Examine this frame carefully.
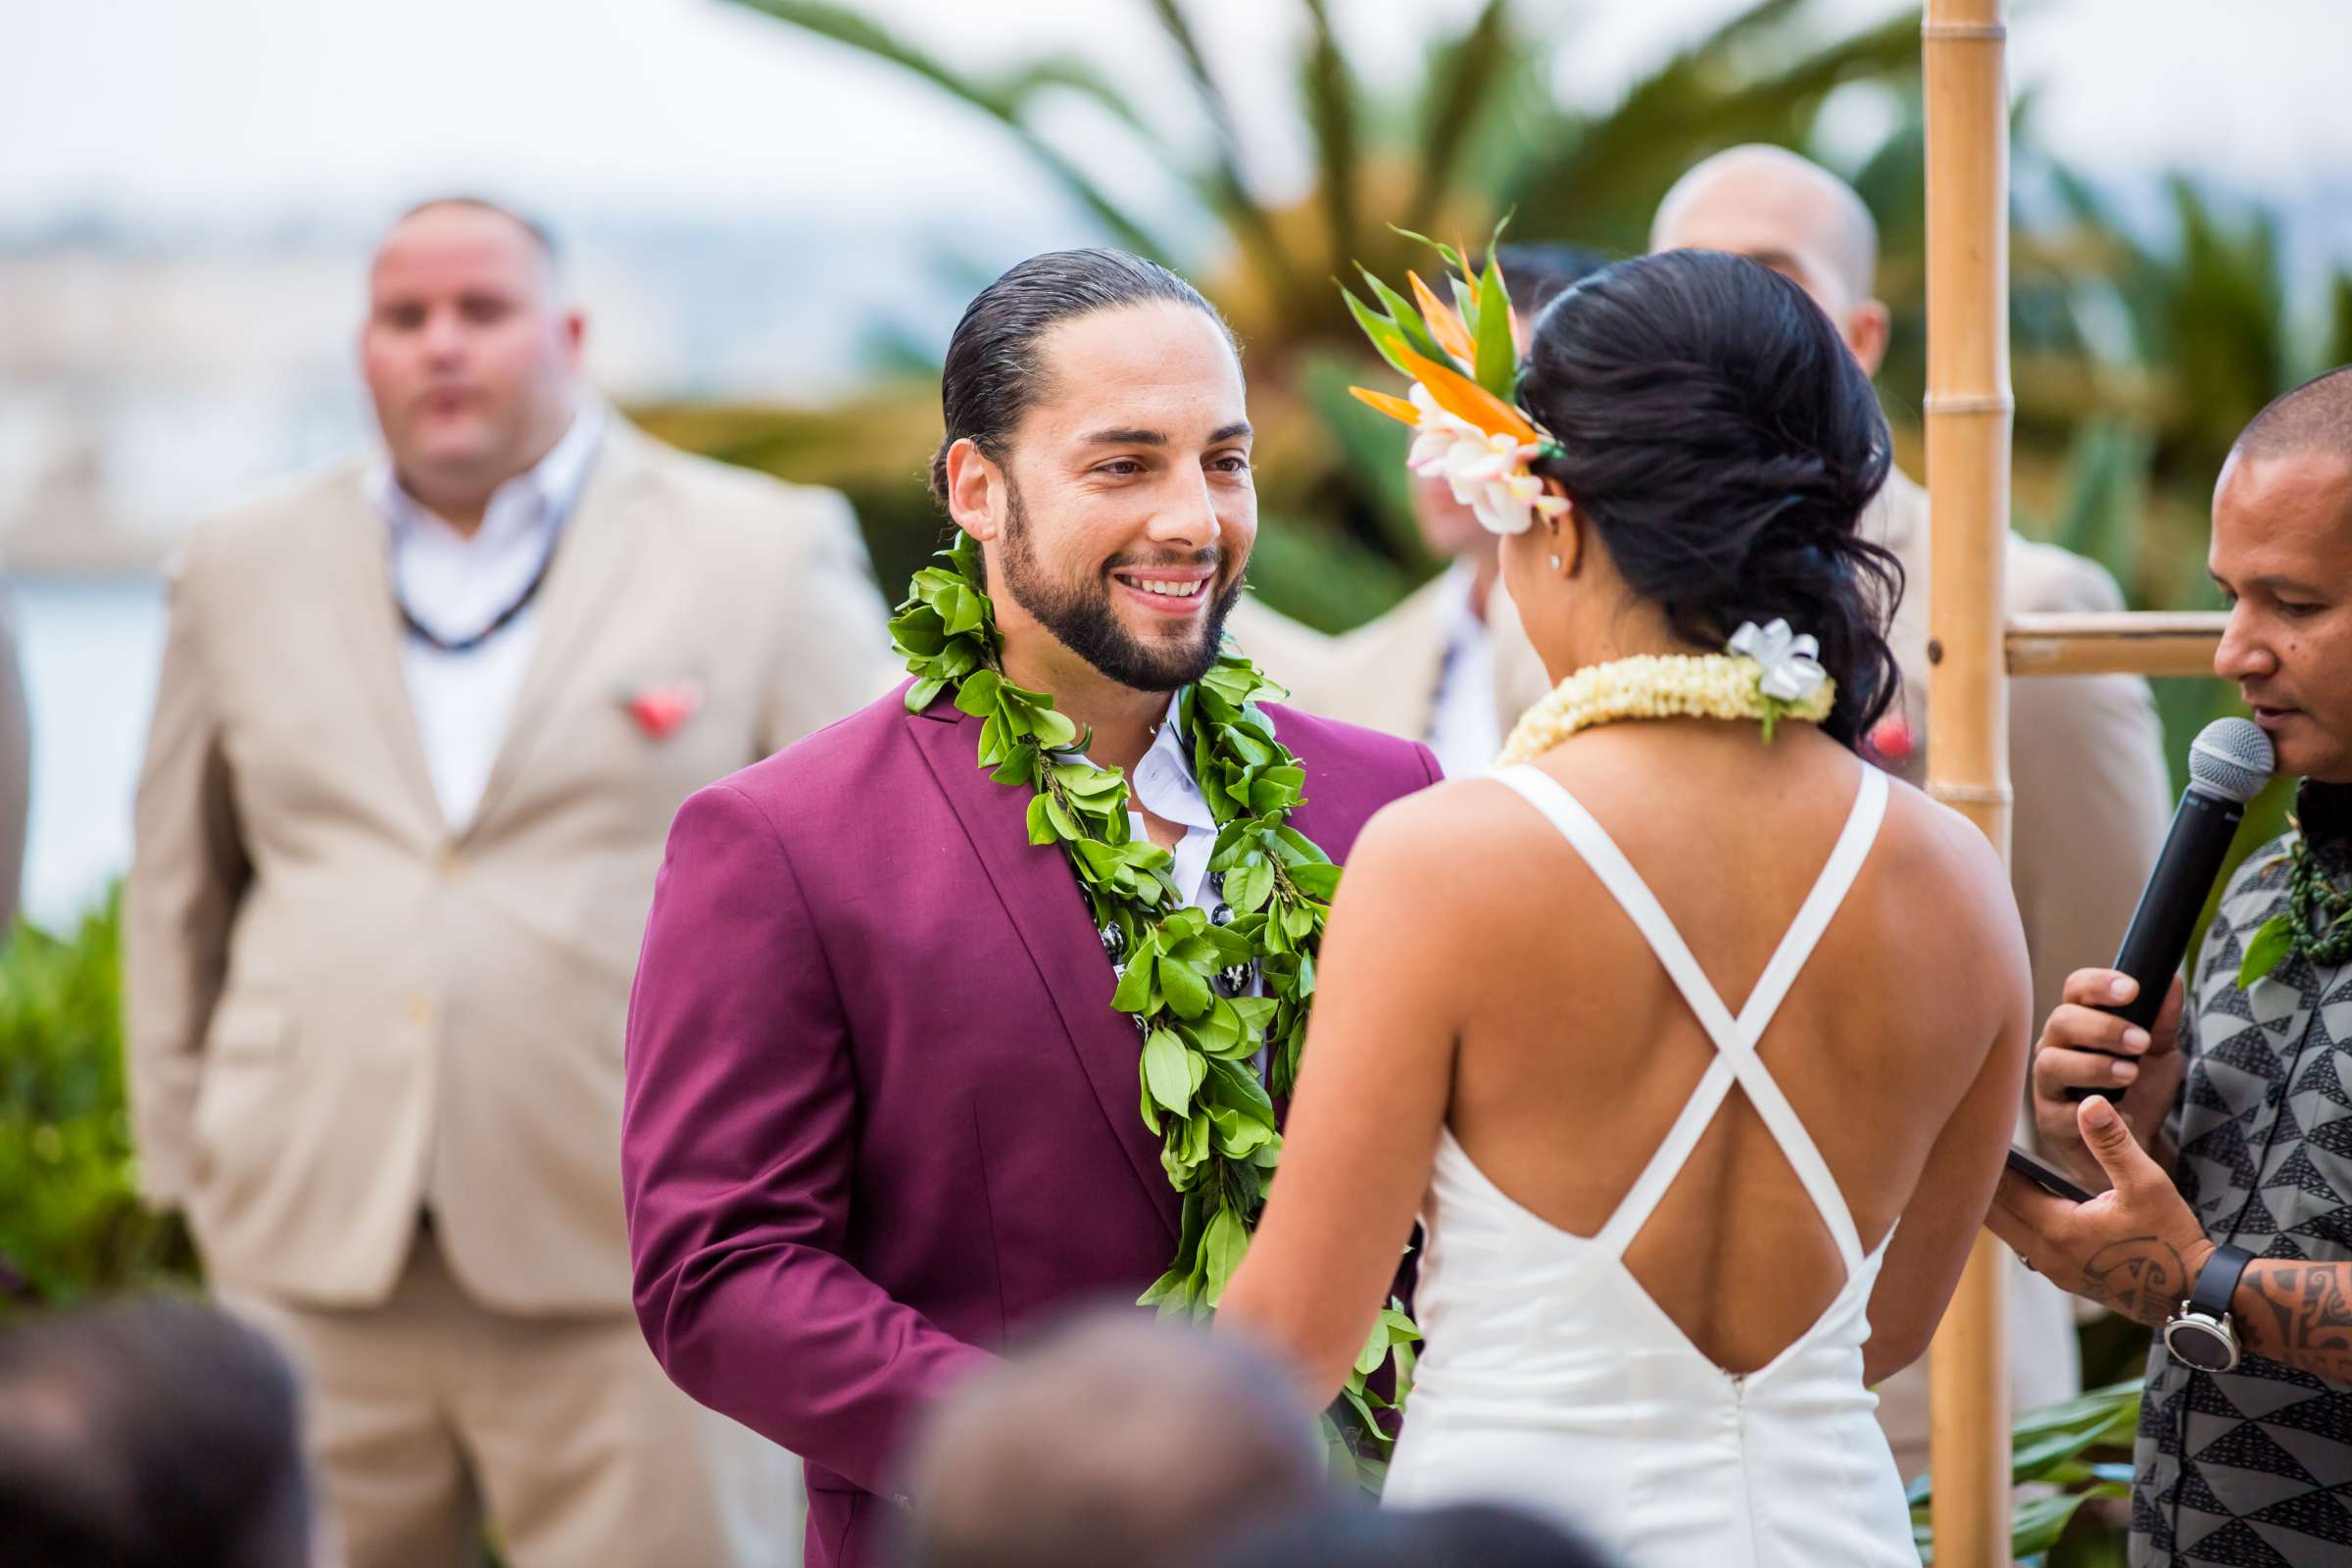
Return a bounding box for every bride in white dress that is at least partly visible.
[1219,248,2031,1566]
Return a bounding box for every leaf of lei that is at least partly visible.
[2238,913,2294,991]
[888,539,1417,1482]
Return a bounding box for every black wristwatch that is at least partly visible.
[2163,1244,2254,1372]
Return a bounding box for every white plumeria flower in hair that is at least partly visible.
[1402,384,1568,537]
[1728,619,1828,703]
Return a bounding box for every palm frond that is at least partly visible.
[724,0,1175,262]
[1503,2,1921,254]
[1298,0,1362,271]
[997,57,1153,137]
[1405,0,1513,238]
[2327,271,2352,369]
[1143,0,1301,306]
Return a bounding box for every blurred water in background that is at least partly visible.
[9,574,164,929]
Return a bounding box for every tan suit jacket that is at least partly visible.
[1244,566,1550,761]
[1863,466,2173,1032]
[126,419,897,1313]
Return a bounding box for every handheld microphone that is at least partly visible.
[2072,716,2275,1101]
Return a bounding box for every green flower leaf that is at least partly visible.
[1143,1028,1194,1115]
[1472,245,1517,396]
[1226,860,1275,913]
[1159,956,1212,1020]
[2239,913,2294,991]
[905,676,945,713]
[953,669,1001,716]
[1200,1204,1250,1305]
[945,584,986,635]
[1290,862,1342,900]
[1337,284,1419,379]
[1025,795,1057,847]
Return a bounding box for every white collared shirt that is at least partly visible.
[368,402,604,829]
[1423,559,1499,781]
[1123,695,1220,911]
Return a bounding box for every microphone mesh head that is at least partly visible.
[2187,717,2276,804]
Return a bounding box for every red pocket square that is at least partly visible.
[622,680,704,739]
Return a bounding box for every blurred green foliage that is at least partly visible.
[0,890,197,1314]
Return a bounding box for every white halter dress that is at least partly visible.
[1383,761,1917,1567]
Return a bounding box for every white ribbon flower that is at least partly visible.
[1728,619,1827,703]
[1403,383,1569,537]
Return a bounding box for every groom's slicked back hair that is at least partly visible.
[930,249,1236,508]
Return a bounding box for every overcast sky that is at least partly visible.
[7,0,2351,246]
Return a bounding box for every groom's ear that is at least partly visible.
[944,438,1004,545]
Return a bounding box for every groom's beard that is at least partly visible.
[995,479,1244,693]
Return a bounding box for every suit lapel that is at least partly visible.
[906,704,1182,1245]
[318,471,443,837]
[464,424,653,838]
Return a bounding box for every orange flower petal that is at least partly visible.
[1396,348,1540,445]
[1348,386,1422,427]
[1407,270,1477,364]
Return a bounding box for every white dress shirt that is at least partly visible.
[1422,559,1500,781]
[368,403,605,829]
[1122,695,1221,911]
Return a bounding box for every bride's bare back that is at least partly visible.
[1222,716,2028,1393]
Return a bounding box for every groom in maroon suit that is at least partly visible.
[621,249,1440,1566]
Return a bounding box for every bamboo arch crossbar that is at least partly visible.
[2004,612,2229,677]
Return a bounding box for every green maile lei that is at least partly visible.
[888,536,1418,1481]
[2238,822,2352,989]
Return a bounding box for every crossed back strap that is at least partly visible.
[1491,762,1890,1273]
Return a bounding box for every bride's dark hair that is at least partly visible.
[1518,248,1903,750]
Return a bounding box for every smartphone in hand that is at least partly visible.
[2005,1148,2094,1204]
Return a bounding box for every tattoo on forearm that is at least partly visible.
[2245,1264,2352,1382]
[2082,1236,2188,1327]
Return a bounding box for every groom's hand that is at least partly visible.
[1989,1095,2213,1328]
[2030,967,2184,1192]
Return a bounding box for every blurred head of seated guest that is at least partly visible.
[1207,1499,1618,1568]
[362,196,584,534]
[0,1296,311,1568]
[1649,143,1889,378]
[894,1309,1325,1568]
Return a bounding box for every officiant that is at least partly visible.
[1995,368,2352,1568]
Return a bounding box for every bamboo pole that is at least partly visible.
[2007,612,2227,677]
[1923,0,2012,1563]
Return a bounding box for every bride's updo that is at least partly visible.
[1518,247,1903,750]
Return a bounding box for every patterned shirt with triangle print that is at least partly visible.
[2135,781,2352,1567]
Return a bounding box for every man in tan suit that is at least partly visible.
[1652,145,2175,1475]
[0,588,25,931]
[126,199,896,1566]
[1269,246,1597,774]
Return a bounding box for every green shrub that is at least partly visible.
[0,887,197,1311]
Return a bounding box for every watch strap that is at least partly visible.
[2189,1243,2254,1320]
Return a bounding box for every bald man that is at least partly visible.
[126,198,896,1567]
[1654,146,2176,1476]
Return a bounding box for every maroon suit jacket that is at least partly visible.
[621,680,1438,1567]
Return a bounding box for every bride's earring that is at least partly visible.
[1548,554,1562,570]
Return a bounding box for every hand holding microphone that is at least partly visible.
[2027,717,2274,1189]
